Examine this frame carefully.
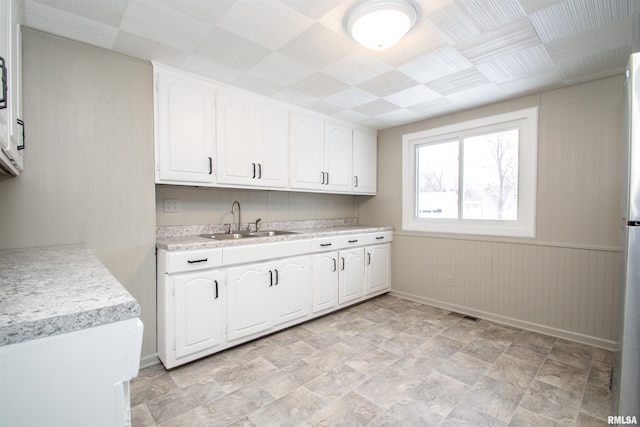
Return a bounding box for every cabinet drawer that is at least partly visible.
[165,248,223,273]
[311,231,392,252]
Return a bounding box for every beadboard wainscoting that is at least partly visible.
[391,234,621,350]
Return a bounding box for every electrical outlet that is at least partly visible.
[447,275,455,287]
[324,200,333,211]
[163,198,179,213]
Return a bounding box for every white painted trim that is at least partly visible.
[390,290,618,351]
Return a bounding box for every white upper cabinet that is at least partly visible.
[154,66,216,185]
[290,113,354,193]
[216,91,288,188]
[353,129,377,194]
[0,0,23,176]
[153,64,376,194]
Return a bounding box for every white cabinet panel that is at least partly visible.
[325,123,352,192]
[338,248,364,304]
[174,270,224,359]
[154,67,215,185]
[273,256,311,325]
[365,244,391,295]
[312,252,339,313]
[216,92,288,188]
[226,263,274,341]
[290,113,325,190]
[353,129,377,194]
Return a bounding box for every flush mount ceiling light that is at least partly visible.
[346,0,418,50]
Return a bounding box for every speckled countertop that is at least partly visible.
[0,244,141,346]
[156,219,393,251]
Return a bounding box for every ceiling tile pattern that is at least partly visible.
[21,0,637,130]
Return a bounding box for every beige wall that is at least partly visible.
[0,30,158,364]
[358,75,625,348]
[156,186,357,227]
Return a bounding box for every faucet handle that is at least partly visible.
[224,223,231,234]
[249,218,262,232]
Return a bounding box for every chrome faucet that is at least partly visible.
[231,201,241,232]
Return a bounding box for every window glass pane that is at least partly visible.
[416,140,459,219]
[462,129,519,220]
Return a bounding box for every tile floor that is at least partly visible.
[131,294,614,426]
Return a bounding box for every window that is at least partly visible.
[402,107,538,237]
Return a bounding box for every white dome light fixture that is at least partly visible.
[346,0,418,51]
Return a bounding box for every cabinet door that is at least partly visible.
[290,113,325,190]
[312,252,339,313]
[353,129,377,194]
[216,92,255,185]
[227,263,273,341]
[338,248,364,304]
[325,123,352,192]
[255,103,289,188]
[273,256,311,326]
[173,270,225,360]
[155,71,215,184]
[365,244,391,295]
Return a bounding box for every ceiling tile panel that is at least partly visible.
[352,99,401,116]
[455,19,541,64]
[398,46,472,83]
[529,0,631,43]
[325,87,378,109]
[180,55,243,84]
[305,100,344,116]
[445,82,505,109]
[194,27,272,70]
[281,0,344,20]
[374,108,422,126]
[159,0,234,24]
[323,52,393,86]
[496,68,563,95]
[32,0,128,27]
[270,88,319,107]
[230,74,283,97]
[545,17,632,63]
[427,68,490,96]
[216,0,314,50]
[383,85,442,108]
[557,45,631,83]
[278,23,356,69]
[426,0,526,44]
[358,71,420,98]
[120,0,213,52]
[408,98,457,116]
[112,31,188,66]
[291,73,349,98]
[476,45,554,82]
[248,52,316,87]
[24,0,118,49]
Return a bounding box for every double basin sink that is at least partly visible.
[199,230,299,240]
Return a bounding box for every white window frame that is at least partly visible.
[402,107,538,238]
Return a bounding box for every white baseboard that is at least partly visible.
[139,353,161,369]
[389,290,618,351]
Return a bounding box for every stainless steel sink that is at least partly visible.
[199,230,299,240]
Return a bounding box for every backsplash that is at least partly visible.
[156,218,359,238]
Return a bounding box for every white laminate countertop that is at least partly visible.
[0,244,141,346]
[156,225,394,252]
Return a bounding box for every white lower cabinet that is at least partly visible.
[227,255,311,342]
[157,232,392,369]
[365,244,391,295]
[173,270,225,359]
[338,248,365,304]
[158,267,225,368]
[312,252,339,313]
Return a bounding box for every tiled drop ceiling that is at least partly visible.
[20,0,638,130]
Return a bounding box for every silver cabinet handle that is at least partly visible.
[354,176,358,187]
[258,163,262,179]
[341,257,345,270]
[208,157,213,174]
[321,171,326,184]
[269,270,273,286]
[252,162,256,179]
[332,258,337,272]
[367,253,371,265]
[325,172,329,185]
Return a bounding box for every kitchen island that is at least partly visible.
[0,244,143,427]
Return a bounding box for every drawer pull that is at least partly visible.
[348,239,358,243]
[332,258,337,272]
[187,258,208,264]
[320,243,332,247]
[376,236,385,240]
